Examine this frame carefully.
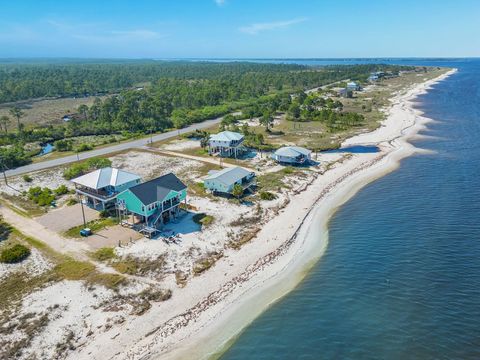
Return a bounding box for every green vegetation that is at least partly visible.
[257,167,297,191]
[0,244,31,263]
[112,255,166,277]
[26,184,69,206]
[63,157,111,180]
[27,187,55,206]
[192,213,214,227]
[260,191,277,200]
[64,218,116,238]
[232,184,244,198]
[66,197,78,206]
[0,61,417,169]
[192,251,223,275]
[53,259,96,280]
[22,174,32,182]
[91,247,116,261]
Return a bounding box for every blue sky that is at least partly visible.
[0,0,478,58]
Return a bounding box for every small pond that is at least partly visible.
[38,143,54,156]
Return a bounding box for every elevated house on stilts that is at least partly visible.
[208,131,245,158]
[116,173,187,238]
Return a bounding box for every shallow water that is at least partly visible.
[324,145,380,154]
[221,59,480,359]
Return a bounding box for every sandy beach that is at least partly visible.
[51,68,456,360]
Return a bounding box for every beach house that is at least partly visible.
[116,173,187,236]
[204,166,256,195]
[271,146,312,165]
[71,167,141,210]
[208,131,245,158]
[347,81,361,91]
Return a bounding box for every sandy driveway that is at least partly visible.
[0,204,91,260]
[36,204,99,232]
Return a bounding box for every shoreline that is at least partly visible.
[74,69,457,360]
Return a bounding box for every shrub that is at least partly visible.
[91,247,116,262]
[54,139,73,152]
[63,157,112,180]
[260,191,277,201]
[22,174,32,183]
[54,185,69,196]
[232,184,244,198]
[28,186,55,206]
[192,213,214,227]
[66,197,78,206]
[0,244,31,263]
[76,143,93,152]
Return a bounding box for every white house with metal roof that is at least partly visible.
[208,131,245,158]
[204,166,256,195]
[347,81,361,91]
[271,146,312,165]
[71,167,141,210]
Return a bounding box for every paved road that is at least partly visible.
[6,117,222,177]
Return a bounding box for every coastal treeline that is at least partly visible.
[0,61,411,104]
[0,61,414,168]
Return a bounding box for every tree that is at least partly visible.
[288,103,301,120]
[232,184,244,199]
[78,104,88,120]
[259,111,274,132]
[0,115,10,134]
[9,107,24,132]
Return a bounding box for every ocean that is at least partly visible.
[220,59,480,359]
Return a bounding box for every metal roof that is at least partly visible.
[205,166,254,186]
[274,146,311,158]
[71,167,141,189]
[129,173,186,205]
[209,131,244,142]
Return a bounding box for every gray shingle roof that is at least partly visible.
[129,173,186,205]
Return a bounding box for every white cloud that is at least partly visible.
[239,17,307,35]
[214,0,226,6]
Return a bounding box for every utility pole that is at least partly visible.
[75,184,87,228]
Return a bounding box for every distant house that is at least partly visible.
[272,146,312,165]
[208,131,245,158]
[116,173,187,236]
[368,71,385,82]
[62,115,72,122]
[338,88,353,98]
[204,166,256,195]
[347,81,361,91]
[71,167,141,210]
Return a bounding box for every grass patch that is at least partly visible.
[90,247,116,262]
[0,194,46,217]
[192,213,214,228]
[86,273,126,289]
[0,244,30,263]
[53,260,96,280]
[64,218,117,238]
[112,255,166,277]
[259,191,277,200]
[192,251,223,275]
[257,168,296,191]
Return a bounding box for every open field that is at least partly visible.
[0,96,107,129]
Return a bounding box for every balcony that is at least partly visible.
[75,186,117,202]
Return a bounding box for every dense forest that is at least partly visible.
[0,61,412,104]
[0,61,416,168]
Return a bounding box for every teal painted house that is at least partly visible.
[116,173,187,236]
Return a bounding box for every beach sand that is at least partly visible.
[71,69,457,360]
